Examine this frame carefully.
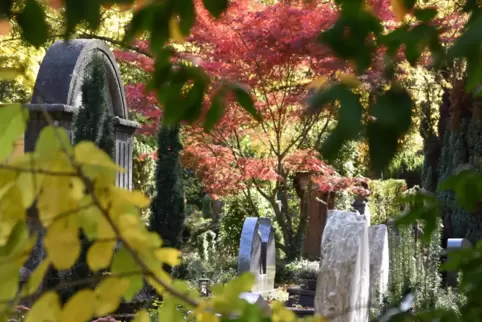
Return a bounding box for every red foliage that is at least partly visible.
[115,0,461,197]
[177,0,390,197]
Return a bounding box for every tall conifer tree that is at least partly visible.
[149,124,185,249]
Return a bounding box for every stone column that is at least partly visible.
[368,225,389,311]
[315,210,369,322]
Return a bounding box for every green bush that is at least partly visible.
[183,210,212,250]
[132,136,156,222]
[276,259,320,284]
[368,179,407,225]
[172,252,237,289]
[382,216,463,316]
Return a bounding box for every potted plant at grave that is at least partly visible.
[287,260,320,291]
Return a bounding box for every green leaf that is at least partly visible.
[123,5,155,45]
[320,12,382,73]
[229,83,261,122]
[111,247,143,302]
[0,0,14,18]
[447,13,482,60]
[395,192,439,242]
[0,104,28,161]
[319,84,363,161]
[175,0,196,35]
[202,0,229,19]
[367,87,413,171]
[403,0,416,12]
[438,170,482,212]
[414,7,438,22]
[16,0,49,48]
[35,126,72,156]
[64,0,102,36]
[204,93,225,132]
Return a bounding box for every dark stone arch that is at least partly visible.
[31,39,128,119]
[21,40,140,302]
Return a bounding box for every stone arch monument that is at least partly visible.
[26,39,139,189]
[21,39,140,293]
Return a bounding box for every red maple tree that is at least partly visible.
[177,0,384,258]
[115,0,463,258]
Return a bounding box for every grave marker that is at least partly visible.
[20,39,140,295]
[446,238,472,287]
[237,217,276,295]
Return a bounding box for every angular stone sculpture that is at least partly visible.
[368,225,389,310]
[237,217,276,295]
[315,210,369,322]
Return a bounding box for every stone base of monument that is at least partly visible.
[287,307,315,317]
[286,286,315,308]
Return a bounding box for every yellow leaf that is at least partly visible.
[0,104,28,162]
[74,141,121,184]
[169,16,186,43]
[132,309,150,322]
[37,166,84,224]
[0,67,24,81]
[338,73,361,88]
[94,277,129,316]
[111,247,143,301]
[146,268,172,295]
[44,218,80,270]
[78,199,100,240]
[0,182,25,246]
[86,240,116,272]
[308,76,328,90]
[25,291,61,322]
[0,222,30,260]
[21,259,50,296]
[391,0,408,21]
[0,264,19,311]
[112,188,151,209]
[13,153,45,209]
[74,141,119,169]
[271,302,296,322]
[35,126,72,156]
[97,215,116,240]
[59,289,95,322]
[196,311,219,322]
[155,248,181,267]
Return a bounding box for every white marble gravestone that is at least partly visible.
[368,224,389,310]
[315,210,369,322]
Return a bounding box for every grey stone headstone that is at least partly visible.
[446,238,472,287]
[237,217,276,295]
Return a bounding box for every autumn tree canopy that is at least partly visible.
[113,0,464,258]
